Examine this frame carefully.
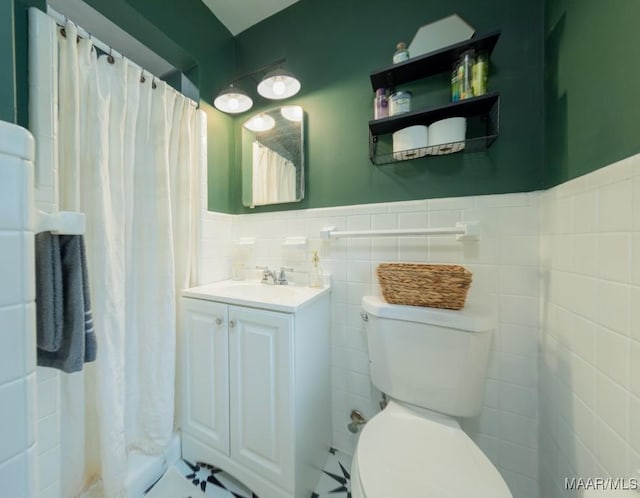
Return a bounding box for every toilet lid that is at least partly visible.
[356,402,512,498]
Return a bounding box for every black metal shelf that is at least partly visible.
[368,94,500,165]
[369,92,499,136]
[370,135,499,166]
[370,30,501,90]
[367,29,502,165]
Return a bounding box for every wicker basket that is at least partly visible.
[376,263,472,310]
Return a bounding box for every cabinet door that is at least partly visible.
[182,298,229,455]
[228,306,294,490]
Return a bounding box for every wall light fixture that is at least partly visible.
[213,85,253,114]
[214,58,301,115]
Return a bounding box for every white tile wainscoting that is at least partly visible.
[539,154,640,498]
[0,122,38,498]
[198,192,541,498]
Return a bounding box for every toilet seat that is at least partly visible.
[353,401,512,498]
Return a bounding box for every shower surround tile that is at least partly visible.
[0,121,37,497]
[0,306,26,384]
[0,155,27,230]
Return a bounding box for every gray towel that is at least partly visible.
[36,233,97,373]
[35,233,63,352]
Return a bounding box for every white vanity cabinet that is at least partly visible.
[180,281,331,498]
[181,299,230,455]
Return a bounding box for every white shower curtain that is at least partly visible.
[55,21,201,498]
[251,141,297,205]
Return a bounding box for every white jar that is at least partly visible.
[389,91,412,116]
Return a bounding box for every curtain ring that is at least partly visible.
[140,71,146,84]
[60,16,69,37]
[107,47,115,64]
[152,77,157,90]
[66,18,80,43]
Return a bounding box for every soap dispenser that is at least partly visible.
[309,250,324,288]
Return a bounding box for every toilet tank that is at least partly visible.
[362,296,495,418]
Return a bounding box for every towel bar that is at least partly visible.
[35,210,85,235]
[320,221,479,241]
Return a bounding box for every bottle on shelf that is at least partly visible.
[389,90,412,116]
[392,42,410,64]
[451,62,460,102]
[373,88,389,120]
[458,49,475,100]
[472,51,489,96]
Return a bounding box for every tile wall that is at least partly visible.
[198,192,541,498]
[0,123,37,498]
[539,155,640,497]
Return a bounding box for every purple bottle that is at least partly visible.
[374,88,388,120]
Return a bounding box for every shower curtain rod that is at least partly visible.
[46,6,198,108]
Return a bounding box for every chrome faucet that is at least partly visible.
[256,266,294,285]
[257,266,278,284]
[277,267,294,285]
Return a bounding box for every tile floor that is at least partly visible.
[174,459,257,497]
[149,448,352,498]
[311,448,352,498]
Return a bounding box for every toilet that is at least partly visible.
[351,296,513,498]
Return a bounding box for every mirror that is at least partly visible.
[242,106,305,208]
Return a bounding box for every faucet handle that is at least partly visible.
[278,267,294,285]
[256,265,271,283]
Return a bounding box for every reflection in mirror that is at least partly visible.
[242,106,304,208]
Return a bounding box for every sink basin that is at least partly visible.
[182,280,330,313]
[220,282,301,300]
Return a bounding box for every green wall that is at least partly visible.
[1,0,17,123]
[544,0,640,187]
[232,0,544,213]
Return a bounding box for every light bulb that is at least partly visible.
[243,113,275,132]
[257,69,301,100]
[281,105,303,122]
[273,80,286,96]
[214,86,253,114]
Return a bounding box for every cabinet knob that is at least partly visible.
[215,317,223,326]
[229,320,236,328]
